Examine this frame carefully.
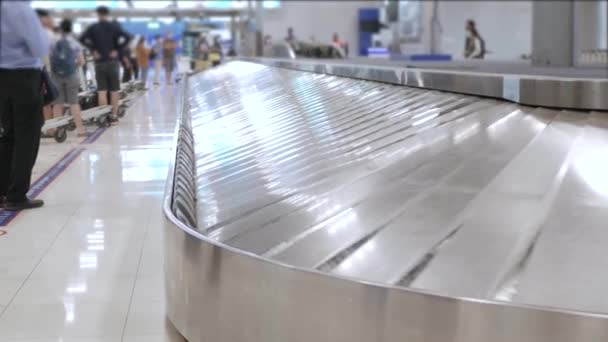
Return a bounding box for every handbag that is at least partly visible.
[41,67,59,106]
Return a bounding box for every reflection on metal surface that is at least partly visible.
[242,58,608,111]
[164,61,608,342]
[574,147,608,196]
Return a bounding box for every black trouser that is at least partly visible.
[121,60,132,83]
[121,57,138,83]
[0,69,43,202]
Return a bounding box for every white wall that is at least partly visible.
[259,0,533,61]
[261,0,381,54]
[434,1,532,61]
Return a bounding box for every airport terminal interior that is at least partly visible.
[0,0,607,341]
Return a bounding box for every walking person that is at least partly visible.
[284,27,301,52]
[0,1,50,210]
[151,35,162,85]
[463,19,486,59]
[162,31,177,85]
[79,6,131,124]
[50,19,88,137]
[135,37,150,89]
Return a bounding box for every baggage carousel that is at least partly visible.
[164,60,608,342]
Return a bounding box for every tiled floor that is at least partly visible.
[0,84,185,342]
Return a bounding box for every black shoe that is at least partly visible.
[0,196,5,209]
[4,198,44,211]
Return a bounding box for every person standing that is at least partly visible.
[262,34,273,57]
[0,1,50,210]
[162,31,177,85]
[332,33,349,57]
[211,35,223,67]
[120,45,134,83]
[79,6,131,124]
[151,35,163,85]
[35,9,56,130]
[135,37,150,88]
[464,19,486,59]
[285,27,296,46]
[114,20,137,83]
[198,37,210,61]
[50,19,88,137]
[130,38,139,81]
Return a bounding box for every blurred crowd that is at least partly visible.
[0,3,181,211]
[263,27,350,58]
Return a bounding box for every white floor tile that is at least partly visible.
[51,216,148,250]
[28,248,141,279]
[131,276,164,304]
[0,256,41,280]
[0,206,78,260]
[123,298,166,337]
[1,205,75,239]
[0,301,128,339]
[0,84,180,339]
[0,234,57,259]
[11,276,135,306]
[2,336,118,342]
[0,278,23,306]
[122,332,185,342]
[72,202,155,222]
[137,250,163,278]
[137,230,164,278]
[123,275,166,336]
[5,203,75,223]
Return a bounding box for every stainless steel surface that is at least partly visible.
[241,57,608,111]
[267,42,345,59]
[164,61,608,342]
[347,58,608,78]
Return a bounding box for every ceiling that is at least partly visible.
[31,1,280,10]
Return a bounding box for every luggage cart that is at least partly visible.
[41,116,72,143]
[78,90,98,110]
[117,91,139,118]
[81,105,113,128]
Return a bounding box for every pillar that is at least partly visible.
[531,0,574,67]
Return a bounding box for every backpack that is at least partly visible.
[51,38,77,77]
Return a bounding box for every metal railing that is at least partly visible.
[163,62,608,342]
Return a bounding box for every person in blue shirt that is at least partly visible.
[0,1,50,210]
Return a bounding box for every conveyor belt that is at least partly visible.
[186,61,608,315]
[244,57,608,111]
[343,58,608,79]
